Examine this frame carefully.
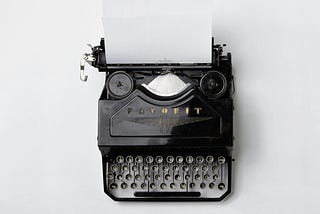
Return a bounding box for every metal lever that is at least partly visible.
[80,44,96,82]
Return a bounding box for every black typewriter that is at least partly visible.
[80,38,234,201]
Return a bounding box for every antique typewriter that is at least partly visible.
[80,38,234,201]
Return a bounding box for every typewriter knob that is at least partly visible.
[106,71,134,99]
[200,71,227,98]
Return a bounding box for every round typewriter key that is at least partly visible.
[185,174,191,180]
[125,174,132,180]
[218,156,226,164]
[200,71,227,99]
[212,166,218,172]
[218,183,225,190]
[135,174,142,180]
[200,183,206,189]
[155,156,163,164]
[189,183,195,189]
[206,155,214,163]
[152,165,159,171]
[110,183,117,189]
[117,174,123,180]
[150,183,156,189]
[186,156,194,164]
[126,156,134,163]
[176,156,183,163]
[135,156,143,164]
[107,71,134,99]
[116,155,124,163]
[201,165,208,172]
[111,164,118,172]
[192,165,199,171]
[180,183,187,189]
[155,174,161,180]
[131,183,137,189]
[165,174,171,180]
[182,165,189,172]
[175,174,181,180]
[166,156,174,163]
[107,172,114,179]
[142,165,148,171]
[146,156,154,164]
[122,165,128,171]
[172,165,179,171]
[160,183,166,189]
[145,174,151,180]
[162,165,169,171]
[196,156,204,164]
[121,182,127,189]
[213,174,219,180]
[141,183,147,189]
[131,165,138,172]
[195,174,201,180]
[204,174,210,180]
[170,183,176,189]
[209,182,215,189]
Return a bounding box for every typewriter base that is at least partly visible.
[101,147,232,201]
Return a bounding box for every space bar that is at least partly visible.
[134,192,201,197]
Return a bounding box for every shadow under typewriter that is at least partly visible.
[104,153,231,201]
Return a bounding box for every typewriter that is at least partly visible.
[80,38,234,201]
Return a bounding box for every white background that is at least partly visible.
[1,0,320,213]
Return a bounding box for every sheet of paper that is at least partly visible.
[102,0,213,64]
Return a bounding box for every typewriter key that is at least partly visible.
[110,183,117,190]
[182,165,189,172]
[126,156,134,163]
[200,183,206,189]
[172,165,179,171]
[141,183,147,189]
[212,166,218,172]
[206,155,214,163]
[166,156,174,163]
[146,156,154,164]
[195,174,201,180]
[155,156,163,163]
[150,183,156,189]
[209,182,215,189]
[204,174,210,180]
[175,174,181,180]
[218,183,225,190]
[160,183,166,189]
[135,156,143,164]
[185,174,191,180]
[107,172,114,179]
[121,182,127,189]
[162,165,169,171]
[165,174,171,180]
[131,183,137,189]
[213,174,218,180]
[186,156,194,164]
[135,174,142,180]
[122,165,128,171]
[201,165,208,172]
[176,156,183,163]
[132,165,138,172]
[116,156,124,163]
[111,164,118,172]
[125,174,132,180]
[155,174,161,180]
[117,174,123,180]
[192,165,199,171]
[142,165,148,171]
[170,183,176,189]
[180,183,187,189]
[189,183,195,188]
[152,165,159,171]
[218,156,226,164]
[196,156,204,164]
[145,174,151,180]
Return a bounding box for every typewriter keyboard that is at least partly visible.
[105,154,230,200]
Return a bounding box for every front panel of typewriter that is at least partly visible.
[81,39,234,201]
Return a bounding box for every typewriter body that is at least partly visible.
[81,38,234,201]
